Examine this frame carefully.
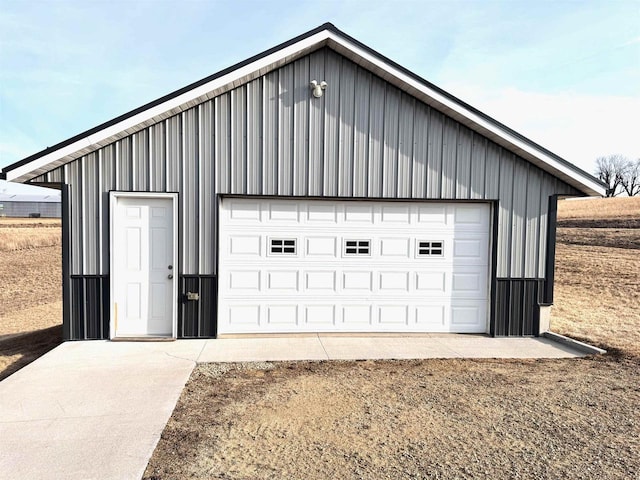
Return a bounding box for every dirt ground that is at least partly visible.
[0,219,62,381]
[144,197,640,480]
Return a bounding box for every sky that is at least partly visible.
[0,0,638,195]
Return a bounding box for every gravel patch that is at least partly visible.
[144,356,640,480]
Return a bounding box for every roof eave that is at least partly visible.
[1,23,606,197]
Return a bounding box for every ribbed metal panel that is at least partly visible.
[278,63,294,195]
[308,55,325,196]
[82,153,98,275]
[294,57,309,196]
[262,72,278,195]
[456,126,472,199]
[470,134,486,199]
[338,59,355,197]
[132,129,149,191]
[411,103,429,198]
[427,108,443,197]
[324,51,340,196]
[150,122,166,191]
[67,162,83,275]
[99,146,116,274]
[246,79,262,195]
[179,275,216,338]
[231,86,246,194]
[199,101,215,275]
[35,46,581,285]
[182,109,199,274]
[441,117,457,199]
[367,75,385,197]
[510,158,528,278]
[397,94,414,198]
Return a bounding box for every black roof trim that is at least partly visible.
[1,22,604,189]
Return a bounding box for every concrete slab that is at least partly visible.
[0,340,206,480]
[198,336,329,362]
[0,334,592,480]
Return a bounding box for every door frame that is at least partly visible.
[109,191,179,339]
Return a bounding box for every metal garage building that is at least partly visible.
[0,24,605,341]
[0,193,61,218]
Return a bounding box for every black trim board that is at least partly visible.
[2,23,604,193]
[542,194,559,305]
[61,184,72,340]
[489,200,500,336]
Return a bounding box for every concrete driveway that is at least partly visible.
[0,334,595,480]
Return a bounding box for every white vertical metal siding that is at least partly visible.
[31,47,580,278]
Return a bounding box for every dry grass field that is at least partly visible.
[552,197,640,356]
[145,196,640,480]
[0,218,62,380]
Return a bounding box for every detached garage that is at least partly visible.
[0,23,605,340]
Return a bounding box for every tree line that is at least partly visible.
[594,154,640,197]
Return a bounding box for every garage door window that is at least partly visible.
[344,239,370,256]
[270,238,297,255]
[417,240,444,256]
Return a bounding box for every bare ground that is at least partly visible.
[144,197,640,480]
[0,219,62,381]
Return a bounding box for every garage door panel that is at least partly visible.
[229,235,262,256]
[228,305,261,327]
[417,205,448,224]
[381,205,411,223]
[219,199,490,334]
[267,271,299,291]
[454,205,489,227]
[451,303,486,331]
[268,201,300,221]
[305,236,338,256]
[306,203,338,222]
[229,200,262,220]
[344,204,374,222]
[228,270,261,291]
[452,237,488,261]
[343,271,374,291]
[379,237,411,257]
[267,305,298,325]
[342,305,373,325]
[305,271,337,291]
[415,305,447,327]
[378,305,409,325]
[305,305,336,325]
[416,271,447,293]
[379,271,410,292]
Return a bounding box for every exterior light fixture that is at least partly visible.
[310,80,327,98]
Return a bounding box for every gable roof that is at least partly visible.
[1,23,605,196]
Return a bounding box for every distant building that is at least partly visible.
[0,193,61,218]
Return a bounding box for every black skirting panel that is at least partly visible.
[68,275,110,340]
[179,275,217,338]
[492,278,544,336]
[65,274,217,340]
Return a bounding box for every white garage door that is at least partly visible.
[218,198,490,334]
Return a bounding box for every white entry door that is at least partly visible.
[111,194,177,338]
[218,198,491,335]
